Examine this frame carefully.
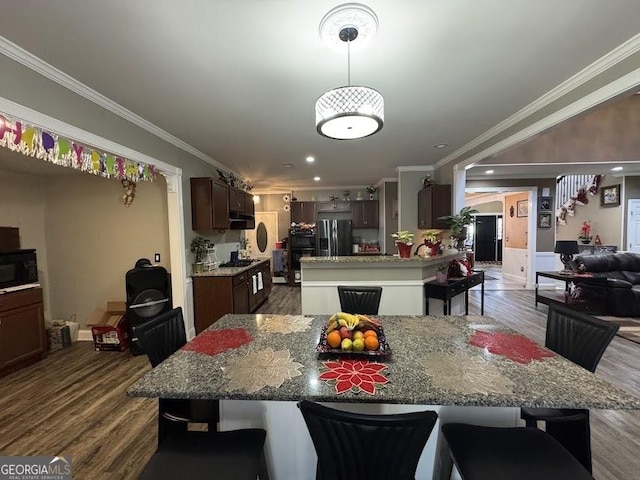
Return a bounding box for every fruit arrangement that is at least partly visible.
[324,312,383,352]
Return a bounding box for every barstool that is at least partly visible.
[337,286,382,314]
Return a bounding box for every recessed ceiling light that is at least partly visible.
[434,143,448,149]
[282,162,293,168]
[485,170,494,174]
[306,156,315,163]
[611,166,623,171]
[314,176,321,182]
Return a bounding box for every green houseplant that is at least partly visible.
[190,235,207,273]
[438,207,479,250]
[391,230,415,258]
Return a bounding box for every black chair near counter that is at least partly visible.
[519,303,618,473]
[298,400,438,480]
[337,286,382,314]
[134,307,269,480]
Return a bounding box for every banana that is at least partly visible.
[338,318,348,328]
[326,319,338,333]
[329,313,338,323]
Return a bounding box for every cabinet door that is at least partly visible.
[290,202,317,224]
[417,188,432,229]
[191,178,230,231]
[418,185,451,229]
[233,280,250,314]
[229,188,246,213]
[245,192,255,217]
[351,201,378,228]
[0,303,45,368]
[262,263,272,297]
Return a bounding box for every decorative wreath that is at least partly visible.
[283,203,291,212]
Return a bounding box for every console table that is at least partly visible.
[424,271,484,315]
[535,271,607,314]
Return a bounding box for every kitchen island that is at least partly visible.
[128,313,640,479]
[300,252,462,315]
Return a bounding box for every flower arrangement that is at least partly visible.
[391,231,414,245]
[366,185,378,194]
[578,221,592,243]
[239,237,249,249]
[421,229,442,246]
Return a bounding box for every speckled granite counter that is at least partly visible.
[300,250,460,265]
[128,314,640,410]
[191,258,269,277]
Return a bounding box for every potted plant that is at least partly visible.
[190,235,207,274]
[421,229,443,256]
[391,230,414,258]
[578,221,592,244]
[439,207,479,250]
[239,237,250,259]
[436,263,448,283]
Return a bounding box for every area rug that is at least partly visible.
[596,316,640,345]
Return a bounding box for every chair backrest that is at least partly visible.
[298,400,437,480]
[545,303,619,372]
[132,307,186,367]
[337,286,382,314]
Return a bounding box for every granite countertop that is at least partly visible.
[300,250,461,264]
[192,258,270,277]
[127,314,640,410]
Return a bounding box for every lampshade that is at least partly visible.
[554,240,579,255]
[315,86,384,140]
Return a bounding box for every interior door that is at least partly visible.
[474,215,497,262]
[245,212,278,260]
[626,199,640,253]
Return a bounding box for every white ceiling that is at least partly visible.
[1,1,640,189]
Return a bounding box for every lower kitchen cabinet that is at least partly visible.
[0,287,47,378]
[193,261,272,333]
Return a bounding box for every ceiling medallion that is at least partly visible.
[316,5,383,141]
[318,3,379,53]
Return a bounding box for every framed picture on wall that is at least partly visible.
[538,212,552,229]
[539,196,552,212]
[601,184,620,207]
[517,200,528,217]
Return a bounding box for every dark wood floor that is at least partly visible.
[0,285,638,479]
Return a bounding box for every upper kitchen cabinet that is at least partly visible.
[317,201,351,213]
[417,184,451,229]
[351,200,378,228]
[191,177,230,231]
[229,188,255,230]
[290,201,317,224]
[229,187,247,213]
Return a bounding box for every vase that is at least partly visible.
[397,242,412,258]
[436,271,448,284]
[579,238,591,245]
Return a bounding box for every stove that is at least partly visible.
[219,259,257,268]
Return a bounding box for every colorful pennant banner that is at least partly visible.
[0,112,157,182]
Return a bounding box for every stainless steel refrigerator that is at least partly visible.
[317,219,353,256]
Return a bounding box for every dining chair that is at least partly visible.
[135,307,270,480]
[337,285,382,314]
[441,423,594,480]
[298,400,438,480]
[519,303,619,472]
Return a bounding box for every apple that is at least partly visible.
[339,326,352,340]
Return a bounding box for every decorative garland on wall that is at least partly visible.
[0,112,157,182]
[556,175,601,225]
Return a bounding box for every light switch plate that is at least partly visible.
[154,253,161,263]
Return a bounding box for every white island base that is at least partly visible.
[300,252,465,316]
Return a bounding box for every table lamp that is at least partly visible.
[554,240,579,272]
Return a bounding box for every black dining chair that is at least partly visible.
[441,423,594,480]
[134,307,270,480]
[298,400,438,480]
[519,303,619,472]
[337,286,382,314]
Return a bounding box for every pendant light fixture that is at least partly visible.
[316,4,384,140]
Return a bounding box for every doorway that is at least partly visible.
[474,215,503,262]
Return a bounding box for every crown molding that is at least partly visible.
[396,165,434,173]
[378,177,398,183]
[435,32,640,170]
[0,35,239,177]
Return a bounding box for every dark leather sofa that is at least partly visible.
[574,252,640,317]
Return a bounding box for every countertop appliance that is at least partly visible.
[317,219,353,257]
[0,249,38,290]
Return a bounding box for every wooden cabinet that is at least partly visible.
[230,191,255,230]
[351,200,379,228]
[192,261,272,333]
[290,201,317,224]
[317,201,351,213]
[418,184,451,229]
[191,177,230,231]
[229,187,247,213]
[0,287,47,378]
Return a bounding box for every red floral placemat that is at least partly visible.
[469,330,555,364]
[182,328,252,357]
[318,359,389,395]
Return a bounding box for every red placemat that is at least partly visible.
[182,328,252,357]
[469,330,555,364]
[318,359,389,395]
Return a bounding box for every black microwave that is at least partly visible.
[0,249,38,289]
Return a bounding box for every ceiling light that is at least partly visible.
[314,176,321,182]
[316,7,383,140]
[611,166,623,171]
[434,143,448,149]
[306,156,315,163]
[485,170,494,174]
[282,162,293,168]
[253,195,261,204]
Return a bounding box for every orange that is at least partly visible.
[363,329,378,339]
[327,330,342,348]
[364,336,379,351]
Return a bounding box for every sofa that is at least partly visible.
[573,252,640,317]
